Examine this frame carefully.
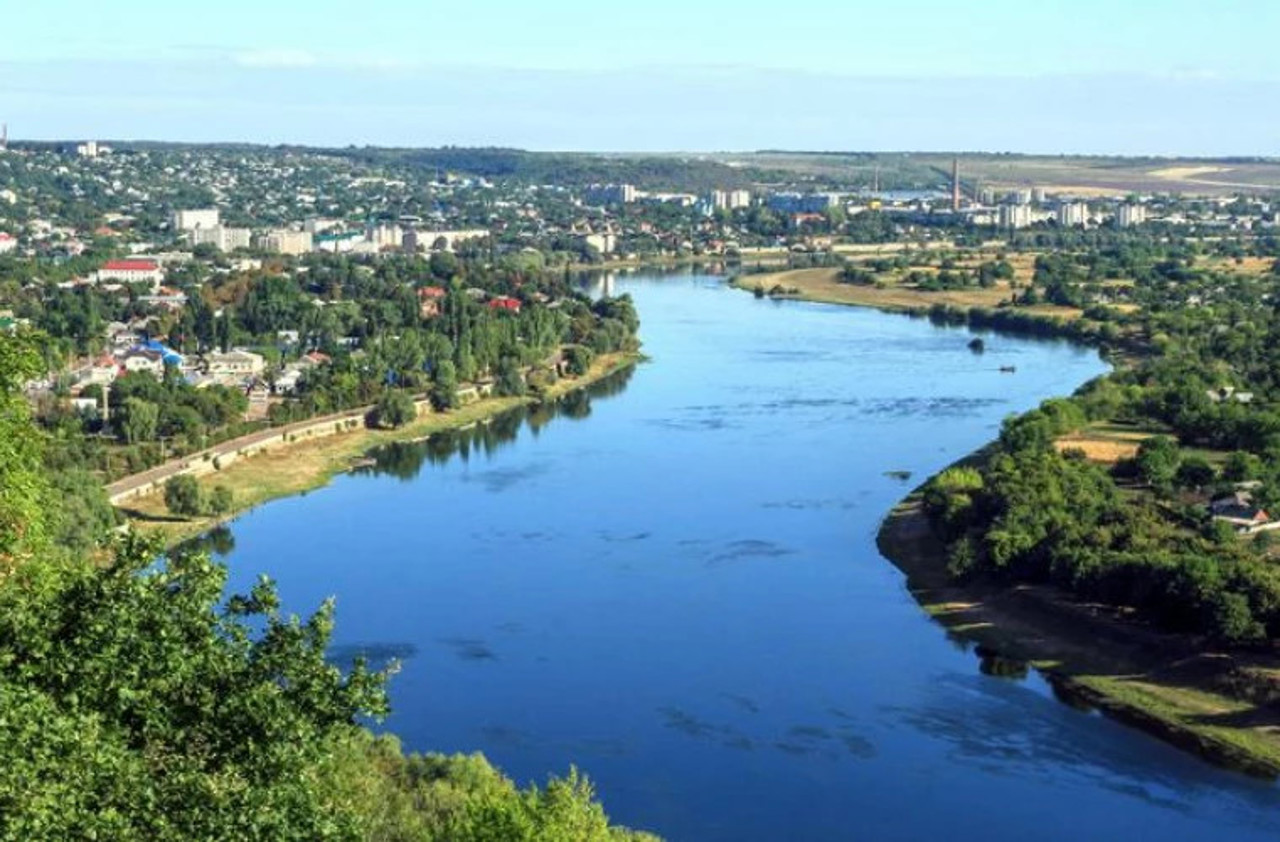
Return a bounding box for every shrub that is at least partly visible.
[163,475,204,517]
[374,390,417,429]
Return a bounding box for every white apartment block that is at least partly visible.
[366,224,404,249]
[76,140,108,158]
[999,203,1033,229]
[172,208,220,231]
[1057,202,1088,227]
[191,225,251,251]
[258,229,314,255]
[1116,203,1147,228]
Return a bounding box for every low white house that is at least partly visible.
[204,349,266,378]
[119,348,166,376]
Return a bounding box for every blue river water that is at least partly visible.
[219,271,1280,841]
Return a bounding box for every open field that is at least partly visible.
[120,353,641,547]
[714,152,1280,197]
[1054,421,1162,464]
[1054,435,1141,464]
[878,491,1280,777]
[1197,255,1276,276]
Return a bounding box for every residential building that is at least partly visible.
[768,192,840,214]
[95,259,164,291]
[191,225,251,251]
[727,189,752,209]
[489,296,521,313]
[172,208,220,231]
[418,285,446,318]
[119,348,167,376]
[403,229,488,253]
[583,232,616,255]
[258,228,313,255]
[204,349,265,379]
[998,203,1033,229]
[1057,202,1088,227]
[1116,203,1147,228]
[366,224,403,250]
[315,231,365,253]
[304,217,342,235]
[69,354,120,389]
[0,232,16,254]
[1210,490,1276,534]
[584,184,637,205]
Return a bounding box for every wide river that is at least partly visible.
[221,271,1280,840]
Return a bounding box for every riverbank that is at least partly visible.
[731,266,1084,321]
[877,480,1280,779]
[568,247,791,272]
[118,352,642,548]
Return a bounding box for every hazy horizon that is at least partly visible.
[7,1,1280,156]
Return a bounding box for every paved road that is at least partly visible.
[106,405,375,503]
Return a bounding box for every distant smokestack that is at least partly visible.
[951,157,960,212]
[0,123,7,150]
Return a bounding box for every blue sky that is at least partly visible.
[4,0,1279,154]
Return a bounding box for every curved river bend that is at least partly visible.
[220,272,1280,841]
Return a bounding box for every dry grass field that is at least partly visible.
[744,261,1083,321]
[722,152,1280,197]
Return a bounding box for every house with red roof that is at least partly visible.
[94,259,164,292]
[488,296,521,314]
[0,232,16,255]
[418,285,447,318]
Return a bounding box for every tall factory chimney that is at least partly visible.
[951,157,961,212]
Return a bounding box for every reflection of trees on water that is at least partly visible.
[173,524,237,559]
[359,365,635,482]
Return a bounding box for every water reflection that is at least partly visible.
[172,524,236,559]
[359,366,636,482]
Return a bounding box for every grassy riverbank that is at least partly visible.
[732,266,1084,321]
[877,481,1280,778]
[120,352,642,547]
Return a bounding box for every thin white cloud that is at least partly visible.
[233,48,318,69]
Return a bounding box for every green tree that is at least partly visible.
[1175,455,1216,490]
[208,485,234,517]
[0,332,49,562]
[432,359,459,411]
[1136,435,1181,492]
[119,397,159,445]
[0,537,389,839]
[495,357,526,398]
[429,251,460,281]
[373,390,416,429]
[565,345,595,377]
[164,474,204,517]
